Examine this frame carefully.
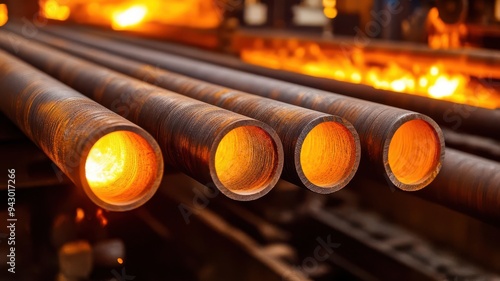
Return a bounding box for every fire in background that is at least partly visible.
[0,3,8,26]
[427,7,467,49]
[240,37,500,109]
[39,0,223,29]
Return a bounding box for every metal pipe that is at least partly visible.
[0,49,164,211]
[0,31,284,201]
[79,26,500,139]
[24,31,362,194]
[39,26,445,191]
[417,148,500,225]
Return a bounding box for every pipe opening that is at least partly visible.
[300,121,358,189]
[388,119,441,186]
[214,126,279,196]
[84,131,159,206]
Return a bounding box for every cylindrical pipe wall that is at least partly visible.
[417,148,500,225]
[25,30,362,194]
[80,26,500,140]
[0,30,284,201]
[0,49,164,211]
[37,26,445,191]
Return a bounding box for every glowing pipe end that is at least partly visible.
[84,130,162,211]
[299,120,360,193]
[213,124,283,201]
[387,118,443,191]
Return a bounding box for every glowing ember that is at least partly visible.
[117,258,124,264]
[39,0,222,29]
[240,40,499,109]
[39,0,70,21]
[75,208,85,223]
[112,5,147,30]
[0,4,7,27]
[96,209,108,227]
[323,0,338,19]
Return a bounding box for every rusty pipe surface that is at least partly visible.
[40,26,445,191]
[417,148,500,225]
[0,49,164,211]
[25,31,361,194]
[0,31,284,201]
[81,26,500,140]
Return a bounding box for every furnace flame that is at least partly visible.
[112,5,147,30]
[0,4,8,27]
[241,40,499,109]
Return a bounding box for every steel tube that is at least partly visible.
[25,31,362,194]
[0,49,164,211]
[39,26,445,191]
[80,26,500,139]
[0,31,284,201]
[417,148,500,225]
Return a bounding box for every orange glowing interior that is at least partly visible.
[85,131,159,206]
[0,4,8,27]
[240,39,500,109]
[300,122,357,188]
[214,126,279,195]
[388,120,440,187]
[39,0,222,29]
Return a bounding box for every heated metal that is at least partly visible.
[0,30,284,201]
[80,27,500,139]
[39,26,445,191]
[0,49,163,211]
[25,30,363,194]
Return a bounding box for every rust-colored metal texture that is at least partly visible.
[40,26,445,192]
[417,148,500,225]
[0,49,164,211]
[0,31,284,201]
[83,26,500,139]
[26,31,362,194]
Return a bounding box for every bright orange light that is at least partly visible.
[96,209,108,227]
[427,7,467,49]
[0,4,8,27]
[112,5,147,30]
[117,258,124,264]
[428,76,460,99]
[300,122,357,189]
[323,0,337,19]
[323,7,338,19]
[86,133,126,188]
[40,0,70,21]
[75,208,85,223]
[388,120,440,187]
[39,0,223,29]
[430,66,439,76]
[214,126,279,195]
[240,40,500,109]
[84,131,160,207]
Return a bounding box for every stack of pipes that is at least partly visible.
[1,22,496,226]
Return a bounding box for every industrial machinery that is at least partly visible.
[0,1,499,280]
